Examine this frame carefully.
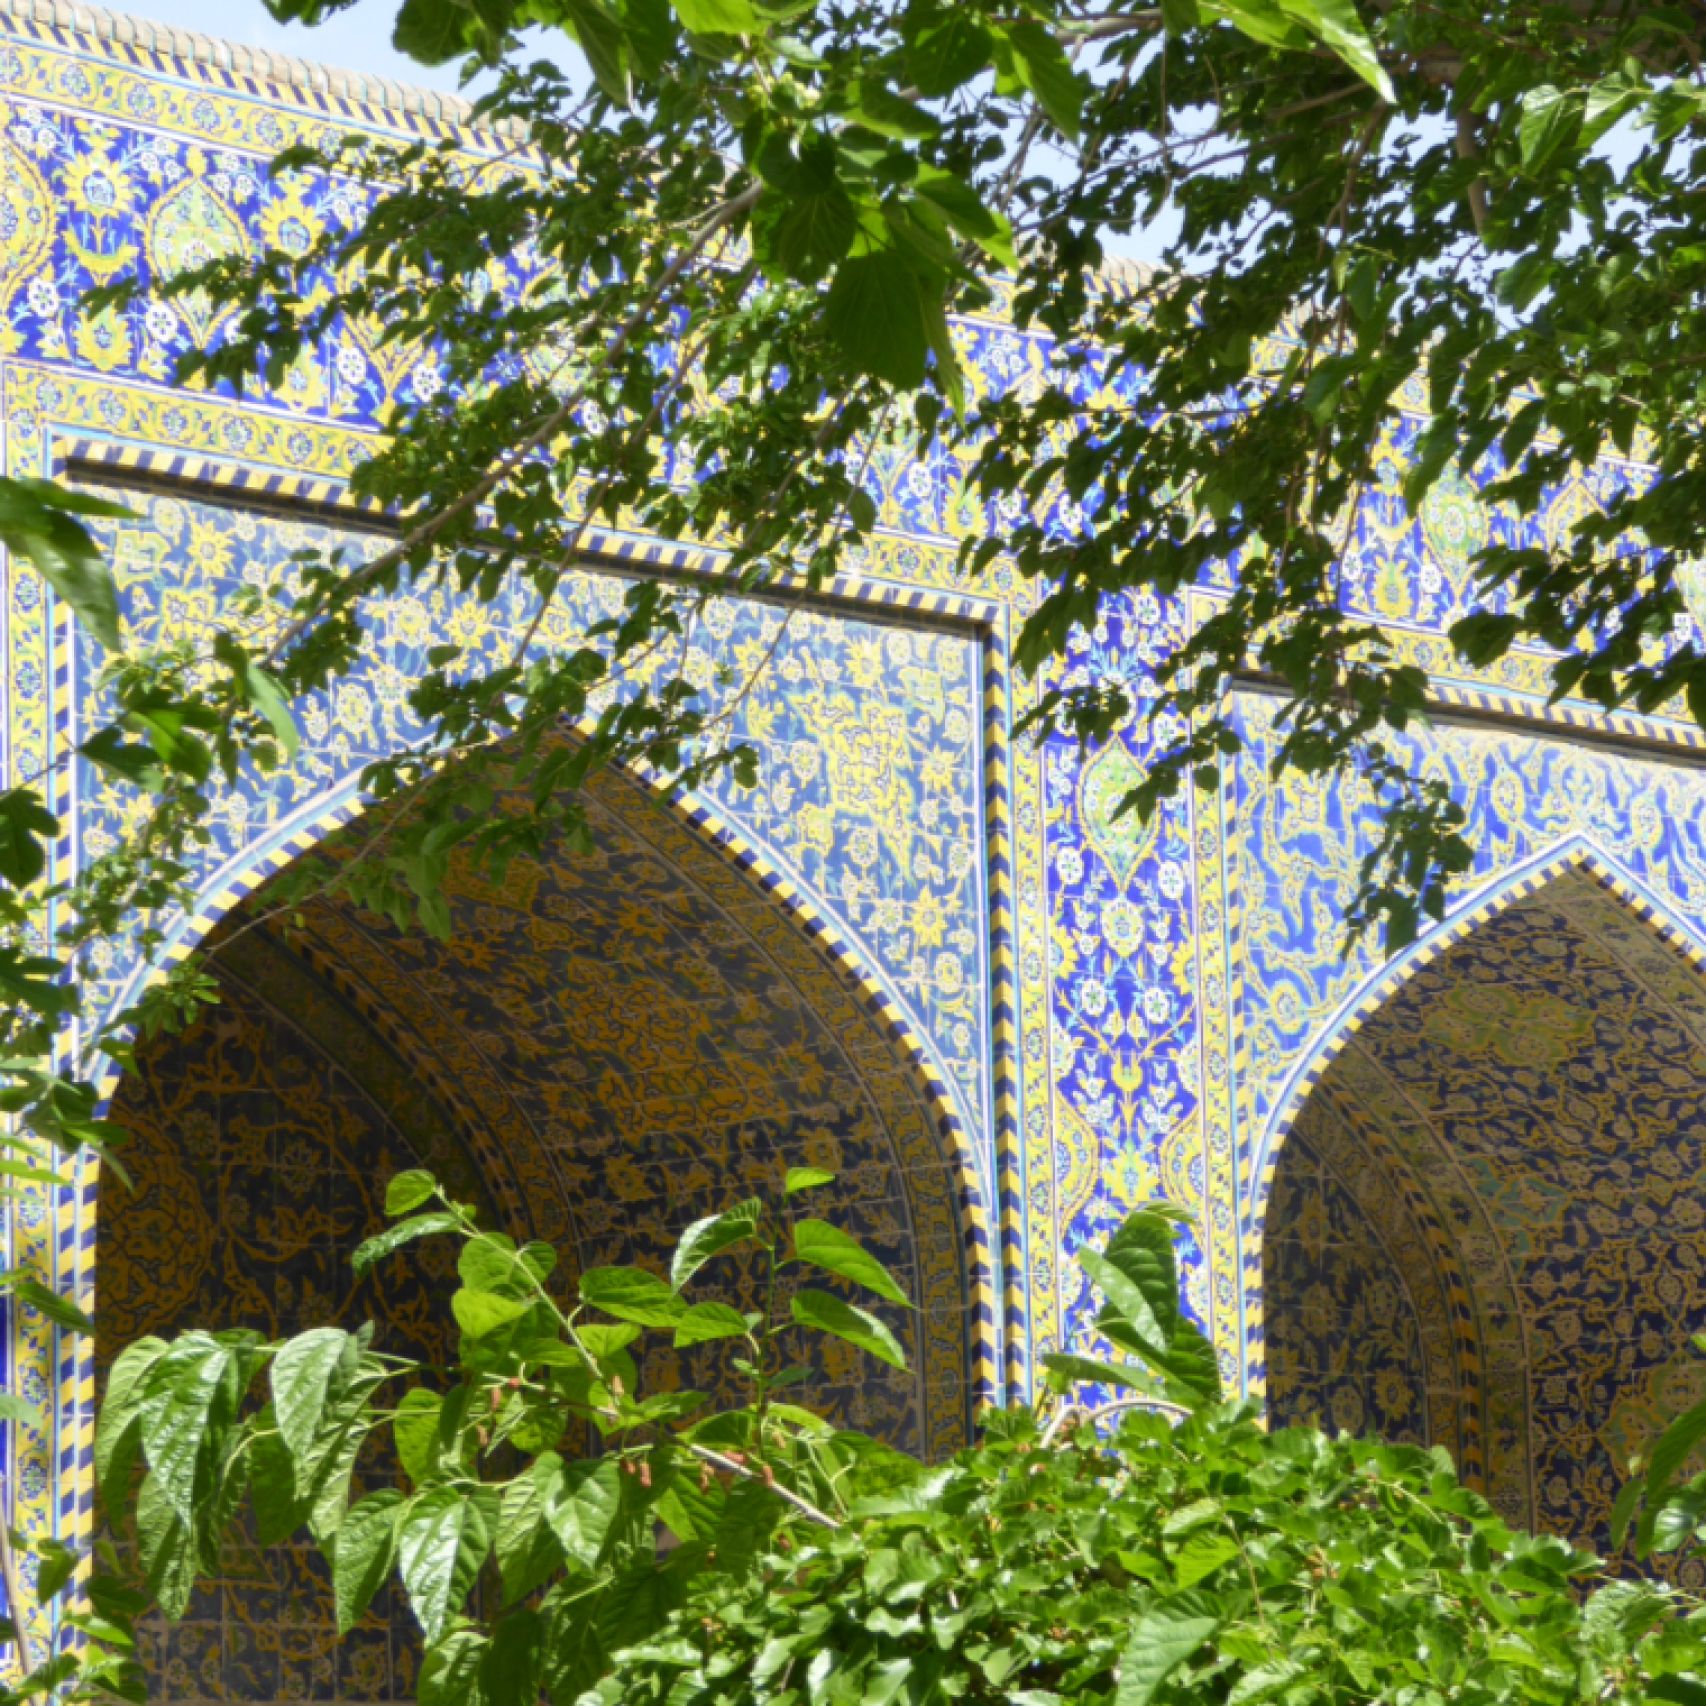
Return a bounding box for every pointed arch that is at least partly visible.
[67,739,998,1628]
[1253,839,1706,1551]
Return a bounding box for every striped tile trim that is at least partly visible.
[58,442,1008,632]
[981,617,1026,1404]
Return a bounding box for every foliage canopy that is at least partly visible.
[40,1185,1706,1706]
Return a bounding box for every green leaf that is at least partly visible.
[249,1423,305,1545]
[271,1328,353,1476]
[1001,21,1082,139]
[912,169,1016,269]
[783,1167,835,1196]
[135,1472,196,1619]
[497,1453,566,1605]
[481,1607,544,1706]
[0,475,126,651]
[453,1288,532,1341]
[392,0,472,61]
[668,0,758,34]
[350,1212,460,1276]
[332,1490,403,1635]
[97,1336,168,1513]
[137,1334,241,1519]
[419,1629,490,1706]
[544,1456,623,1572]
[1115,1606,1218,1706]
[1519,83,1583,170]
[394,1388,444,1487]
[0,789,56,889]
[398,1487,493,1643]
[790,1288,907,1370]
[1080,1247,1170,1358]
[670,1198,763,1291]
[33,1537,78,1605]
[1645,1397,1706,1515]
[580,1266,688,1326]
[1269,0,1392,102]
[825,248,929,389]
[1041,1352,1147,1394]
[241,658,299,759]
[791,1219,912,1308]
[0,1392,42,1427]
[8,1276,94,1335]
[386,1170,438,1215]
[673,1301,751,1348]
[903,11,991,95]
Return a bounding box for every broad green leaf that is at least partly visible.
[0,789,56,889]
[753,155,858,286]
[481,1607,545,1706]
[790,1287,907,1370]
[135,1472,195,1620]
[1080,1247,1170,1359]
[783,1166,835,1196]
[398,1487,493,1643]
[270,1328,353,1474]
[394,1388,444,1486]
[241,658,299,759]
[33,1537,78,1605]
[824,248,929,389]
[1104,1213,1182,1338]
[671,1198,762,1290]
[351,1212,460,1275]
[1520,83,1582,170]
[332,1490,403,1635]
[1270,0,1392,101]
[137,1334,239,1519]
[419,1628,490,1706]
[903,11,991,95]
[1227,1660,1306,1706]
[95,1335,167,1511]
[386,1170,438,1215]
[249,1421,305,1546]
[0,1392,41,1426]
[544,1456,623,1572]
[580,1266,687,1326]
[791,1219,912,1308]
[1642,1396,1706,1540]
[1114,1606,1218,1706]
[1041,1352,1147,1394]
[301,1377,380,1543]
[673,1301,751,1347]
[453,1288,532,1341]
[1001,21,1082,139]
[669,0,758,34]
[1172,1530,1239,1588]
[497,1453,566,1604]
[0,475,126,650]
[8,1276,94,1335]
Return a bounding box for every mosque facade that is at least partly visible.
[5,0,1706,1690]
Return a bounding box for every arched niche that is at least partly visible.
[1260,854,1706,1570]
[96,747,988,1703]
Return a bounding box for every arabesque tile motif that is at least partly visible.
[6,0,1706,1682]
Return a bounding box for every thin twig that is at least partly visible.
[686,1443,841,1530]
